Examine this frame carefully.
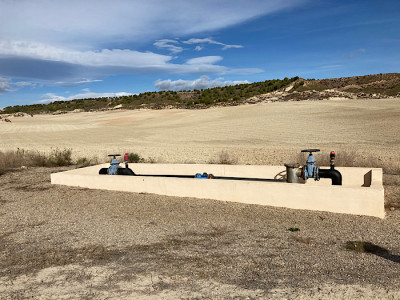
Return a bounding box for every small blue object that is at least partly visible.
[107,155,121,175]
[302,150,320,181]
[195,172,209,179]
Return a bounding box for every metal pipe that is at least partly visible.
[131,173,282,182]
[318,168,342,185]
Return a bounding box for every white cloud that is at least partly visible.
[36,91,133,104]
[0,0,300,88]
[0,0,304,49]
[0,40,171,67]
[13,81,35,87]
[155,76,249,91]
[186,56,223,65]
[194,46,204,51]
[0,77,10,92]
[221,44,244,50]
[39,93,67,103]
[0,40,259,79]
[183,38,243,50]
[55,79,103,86]
[154,39,183,54]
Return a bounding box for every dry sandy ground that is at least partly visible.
[0,98,400,299]
[0,168,399,299]
[1,98,400,164]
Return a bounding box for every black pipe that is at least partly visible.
[319,168,342,185]
[134,174,282,182]
[100,168,283,182]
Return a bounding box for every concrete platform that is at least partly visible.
[51,163,385,218]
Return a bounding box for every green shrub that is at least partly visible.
[127,152,142,163]
[29,151,49,167]
[49,148,73,166]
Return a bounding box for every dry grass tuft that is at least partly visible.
[76,156,99,168]
[208,150,238,165]
[0,149,26,171]
[0,148,98,174]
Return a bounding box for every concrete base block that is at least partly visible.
[51,163,385,218]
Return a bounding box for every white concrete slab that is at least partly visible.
[51,163,385,218]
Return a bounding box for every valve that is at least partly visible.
[330,151,335,169]
[301,149,320,181]
[107,154,121,175]
[124,153,129,168]
[284,150,342,185]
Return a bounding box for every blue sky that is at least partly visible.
[0,0,399,108]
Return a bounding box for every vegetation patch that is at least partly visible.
[208,150,238,165]
[1,77,300,114]
[288,227,300,232]
[127,152,144,163]
[0,148,95,174]
[345,241,389,254]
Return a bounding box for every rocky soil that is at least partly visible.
[0,167,399,299]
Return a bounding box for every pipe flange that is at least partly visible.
[315,166,320,181]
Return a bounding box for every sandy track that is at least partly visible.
[1,98,400,164]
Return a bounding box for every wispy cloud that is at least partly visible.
[0,40,262,83]
[183,38,243,50]
[0,77,10,92]
[155,75,249,91]
[154,39,183,54]
[0,40,171,67]
[0,77,37,94]
[13,81,35,87]
[54,79,103,87]
[194,46,204,51]
[36,91,133,104]
[186,56,223,65]
[346,48,366,59]
[0,0,303,48]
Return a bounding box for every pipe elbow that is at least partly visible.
[319,168,342,185]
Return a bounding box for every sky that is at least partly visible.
[0,0,399,108]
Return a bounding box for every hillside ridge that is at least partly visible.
[1,73,399,116]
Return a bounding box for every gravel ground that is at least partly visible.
[0,167,399,299]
